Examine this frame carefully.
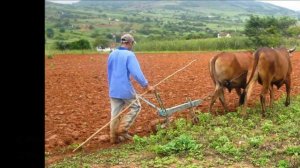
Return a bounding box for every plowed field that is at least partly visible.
[45,51,300,165]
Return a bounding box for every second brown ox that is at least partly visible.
[209,51,254,114]
[241,46,296,117]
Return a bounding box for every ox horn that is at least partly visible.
[288,46,296,53]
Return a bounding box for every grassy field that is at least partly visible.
[45,37,300,55]
[133,37,252,52]
[48,94,300,168]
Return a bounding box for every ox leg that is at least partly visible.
[240,90,246,106]
[269,85,274,108]
[259,94,266,117]
[260,83,270,118]
[209,85,222,115]
[219,89,228,113]
[285,76,291,106]
[241,76,257,117]
[235,88,241,105]
[235,88,245,106]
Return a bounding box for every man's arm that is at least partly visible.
[127,53,155,93]
[127,54,148,88]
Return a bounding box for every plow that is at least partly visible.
[137,90,202,125]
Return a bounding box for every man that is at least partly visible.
[107,33,155,143]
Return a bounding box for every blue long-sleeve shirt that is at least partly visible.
[107,47,148,99]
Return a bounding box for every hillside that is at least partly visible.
[45,1,300,50]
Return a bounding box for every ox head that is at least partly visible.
[287,46,296,58]
[288,46,296,54]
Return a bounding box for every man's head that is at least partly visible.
[120,34,136,50]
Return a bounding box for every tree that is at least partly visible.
[244,15,297,48]
[46,28,54,38]
[115,35,121,43]
[63,19,71,27]
[55,41,68,51]
[90,30,100,38]
[55,39,91,50]
[59,27,65,33]
[106,33,113,39]
[278,16,297,36]
[93,37,110,48]
[69,39,91,50]
[88,25,94,30]
[123,16,128,22]
[287,26,300,37]
[124,26,131,32]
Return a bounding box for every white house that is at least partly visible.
[217,32,231,38]
[96,46,114,53]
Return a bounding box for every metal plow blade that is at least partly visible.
[137,94,202,117]
[158,99,202,117]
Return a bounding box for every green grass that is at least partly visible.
[45,47,253,56]
[45,37,300,54]
[134,37,300,52]
[48,94,300,167]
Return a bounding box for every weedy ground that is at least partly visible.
[48,95,300,168]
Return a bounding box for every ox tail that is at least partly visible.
[209,54,219,86]
[246,50,260,86]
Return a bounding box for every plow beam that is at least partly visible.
[138,94,202,117]
[158,99,202,117]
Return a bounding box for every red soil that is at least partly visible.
[45,51,300,165]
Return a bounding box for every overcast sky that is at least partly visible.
[48,0,80,4]
[47,0,300,11]
[261,1,300,11]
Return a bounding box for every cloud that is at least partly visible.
[47,0,80,4]
[261,1,300,11]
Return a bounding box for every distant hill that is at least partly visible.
[45,1,300,50]
[72,1,299,16]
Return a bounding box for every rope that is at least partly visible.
[230,71,247,83]
[201,92,213,101]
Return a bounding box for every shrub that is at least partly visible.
[210,135,242,158]
[154,134,200,155]
[277,160,289,168]
[47,54,54,59]
[198,113,212,125]
[55,41,68,51]
[68,39,91,50]
[285,146,300,155]
[46,28,54,38]
[261,120,274,133]
[133,135,148,150]
[248,136,264,148]
[93,37,110,48]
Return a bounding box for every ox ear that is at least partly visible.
[288,46,296,53]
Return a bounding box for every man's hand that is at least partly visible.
[145,85,155,93]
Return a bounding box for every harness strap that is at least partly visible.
[230,71,247,83]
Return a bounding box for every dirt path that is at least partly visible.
[45,51,300,165]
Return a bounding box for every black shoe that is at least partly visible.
[117,135,125,142]
[120,133,133,140]
[117,130,133,140]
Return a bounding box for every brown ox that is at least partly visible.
[241,46,296,117]
[209,51,254,114]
